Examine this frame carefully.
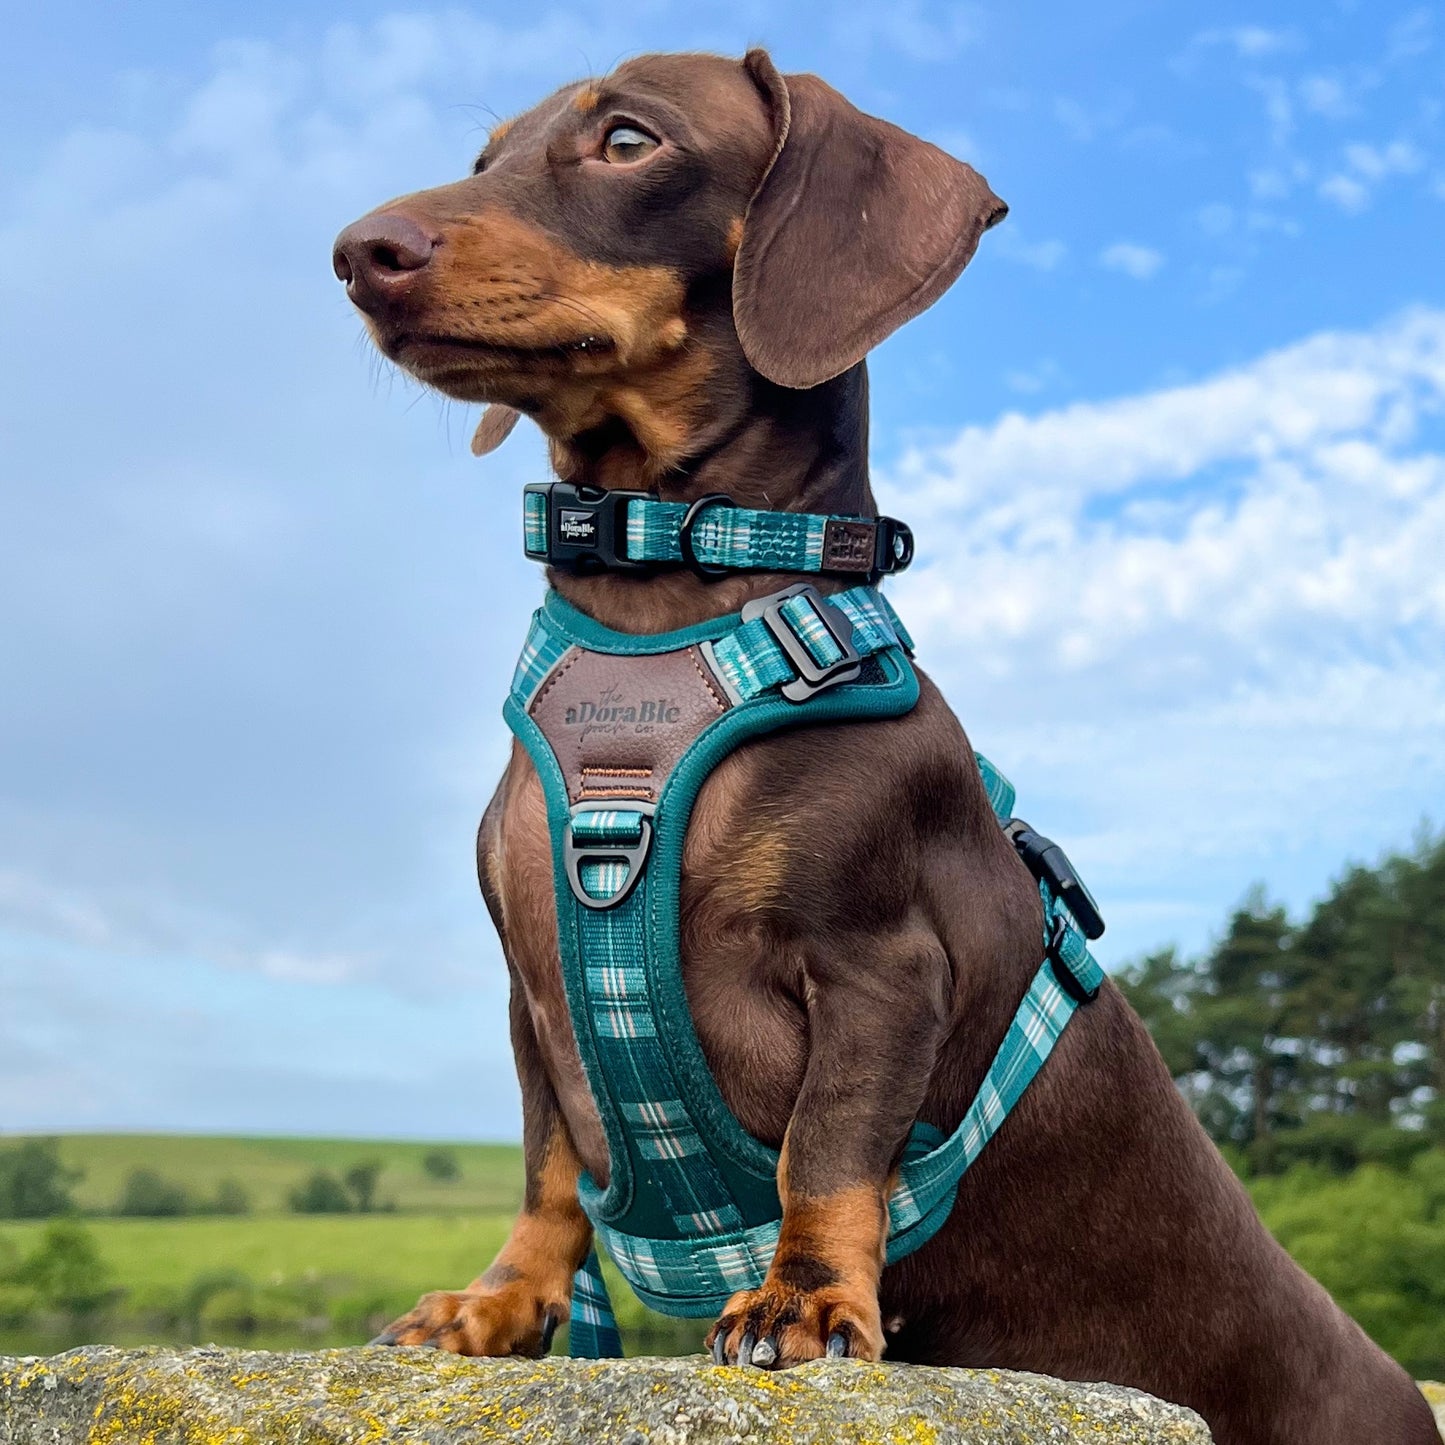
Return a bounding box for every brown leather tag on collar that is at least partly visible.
[529,645,730,805]
[821,518,877,574]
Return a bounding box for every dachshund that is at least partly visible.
[332,49,1438,1445]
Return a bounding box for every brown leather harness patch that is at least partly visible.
[530,644,729,805]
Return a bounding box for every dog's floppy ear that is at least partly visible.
[734,50,1007,390]
[471,404,521,457]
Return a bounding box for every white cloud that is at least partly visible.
[993,229,1068,271]
[1298,74,1357,119]
[833,1,982,62]
[1386,8,1434,62]
[879,309,1445,958]
[1005,359,1065,395]
[1099,241,1164,279]
[0,866,381,989]
[1319,138,1427,211]
[1319,173,1370,212]
[1192,25,1298,60]
[1343,139,1424,180]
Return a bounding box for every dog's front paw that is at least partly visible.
[705,1278,884,1368]
[369,1284,563,1357]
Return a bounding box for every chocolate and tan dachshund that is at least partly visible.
[332,49,1437,1445]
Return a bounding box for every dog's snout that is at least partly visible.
[332,211,437,313]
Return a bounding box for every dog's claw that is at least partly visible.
[826,1332,847,1358]
[737,1330,757,1367]
[712,1332,726,1365]
[539,1310,559,1355]
[751,1335,778,1368]
[368,1329,400,1347]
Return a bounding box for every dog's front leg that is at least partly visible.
[370,967,593,1355]
[706,928,950,1368]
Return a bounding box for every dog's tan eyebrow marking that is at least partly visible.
[726,217,746,260]
[487,118,514,146]
[572,86,604,113]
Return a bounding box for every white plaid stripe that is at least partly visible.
[674,1205,743,1234]
[595,1217,782,1304]
[511,620,571,704]
[573,1273,611,1323]
[523,491,549,556]
[577,859,632,902]
[593,1002,657,1040]
[588,965,648,1005]
[571,809,644,843]
[597,1230,668,1293]
[621,1099,705,1161]
[974,753,1016,821]
[706,586,906,702]
[703,1227,779,1287]
[623,499,829,572]
[778,593,844,667]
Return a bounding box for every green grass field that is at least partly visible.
[40,1134,525,1216]
[0,1134,699,1358]
[0,1212,515,1294]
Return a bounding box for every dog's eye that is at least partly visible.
[603,125,659,164]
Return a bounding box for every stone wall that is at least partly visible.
[0,1346,1215,1443]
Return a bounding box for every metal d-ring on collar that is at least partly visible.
[677,493,736,581]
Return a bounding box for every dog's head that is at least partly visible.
[334,50,1004,478]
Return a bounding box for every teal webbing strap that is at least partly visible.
[568,1250,623,1358]
[705,589,913,702]
[627,498,836,572]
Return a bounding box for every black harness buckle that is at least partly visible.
[740,583,863,702]
[1004,819,1106,943]
[1045,914,1101,1003]
[526,481,653,574]
[1003,818,1104,1002]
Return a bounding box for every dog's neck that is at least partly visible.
[545,358,877,634]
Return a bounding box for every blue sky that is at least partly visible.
[2,2,1441,1139]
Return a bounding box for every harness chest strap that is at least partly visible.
[505,582,1105,1357]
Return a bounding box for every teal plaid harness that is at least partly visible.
[509,487,1106,1358]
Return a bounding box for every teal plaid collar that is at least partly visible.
[522,481,914,582]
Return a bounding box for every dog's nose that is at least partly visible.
[332,211,437,313]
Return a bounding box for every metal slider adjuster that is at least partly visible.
[740,583,863,703]
[563,803,655,909]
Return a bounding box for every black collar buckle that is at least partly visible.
[524,481,654,574]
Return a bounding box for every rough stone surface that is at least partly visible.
[0,1345,1215,1444]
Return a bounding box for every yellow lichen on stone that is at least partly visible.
[0,1345,1224,1445]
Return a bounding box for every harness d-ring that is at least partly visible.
[678,493,736,580]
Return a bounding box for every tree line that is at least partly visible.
[0,1142,465,1219]
[1119,829,1445,1175]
